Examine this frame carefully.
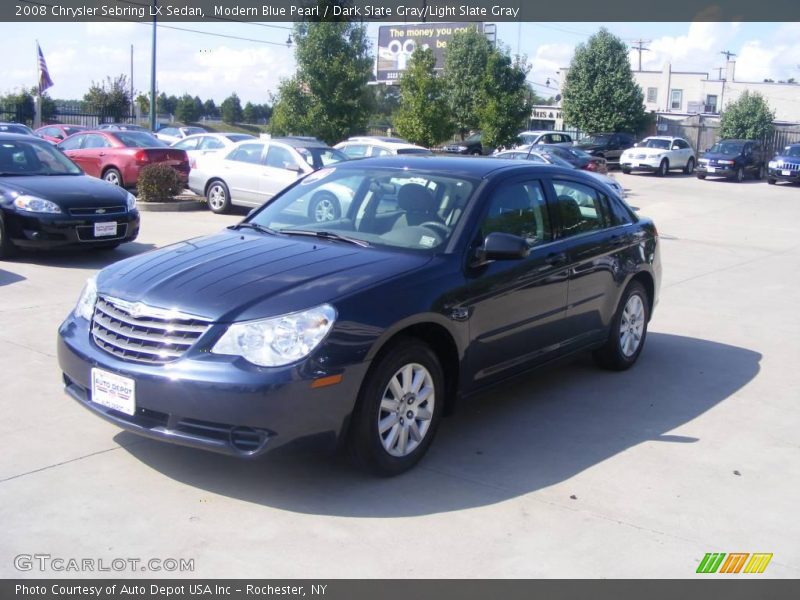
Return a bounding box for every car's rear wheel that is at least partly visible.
[349,338,444,476]
[593,280,650,371]
[697,173,706,179]
[768,177,776,185]
[102,168,123,187]
[308,192,341,223]
[0,213,17,259]
[656,159,669,177]
[683,157,695,174]
[621,167,631,174]
[206,180,231,214]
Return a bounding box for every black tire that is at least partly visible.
[656,159,669,177]
[755,164,765,180]
[0,212,17,259]
[683,157,695,175]
[308,192,341,223]
[733,166,744,182]
[697,173,706,180]
[206,180,232,214]
[767,178,776,185]
[593,280,650,371]
[348,338,445,476]
[621,167,631,174]
[102,167,123,187]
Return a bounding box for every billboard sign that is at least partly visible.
[376,22,483,83]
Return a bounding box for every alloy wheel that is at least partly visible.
[377,363,435,458]
[208,185,226,211]
[619,294,645,358]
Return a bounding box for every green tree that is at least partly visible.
[561,28,645,133]
[243,101,257,124]
[443,26,492,138]
[719,91,775,140]
[135,93,150,115]
[156,92,178,116]
[0,89,34,124]
[394,48,452,148]
[175,93,200,123]
[83,75,131,121]
[269,21,373,143]
[220,93,243,124]
[202,99,218,118]
[478,53,532,150]
[370,84,401,126]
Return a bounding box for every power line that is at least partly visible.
[720,50,737,61]
[631,39,651,72]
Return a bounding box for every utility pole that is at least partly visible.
[720,50,737,61]
[130,44,134,120]
[149,0,157,131]
[631,39,651,71]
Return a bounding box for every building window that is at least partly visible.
[670,89,683,111]
[706,94,718,113]
[647,87,658,103]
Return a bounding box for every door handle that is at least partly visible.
[98,152,106,157]
[545,251,568,266]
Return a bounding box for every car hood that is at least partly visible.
[770,154,799,163]
[0,175,129,208]
[96,230,432,322]
[576,143,606,151]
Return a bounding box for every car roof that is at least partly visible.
[0,132,50,142]
[347,136,409,143]
[271,137,330,148]
[644,136,684,141]
[339,139,426,150]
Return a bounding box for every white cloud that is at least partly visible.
[634,22,741,73]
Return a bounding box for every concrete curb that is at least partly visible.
[136,197,207,212]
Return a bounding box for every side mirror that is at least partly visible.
[285,164,303,174]
[672,145,680,150]
[473,232,529,267]
[633,142,640,147]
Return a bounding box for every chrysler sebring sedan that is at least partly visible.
[58,157,660,475]
[1,133,139,257]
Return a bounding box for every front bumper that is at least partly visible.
[5,210,139,249]
[620,157,661,171]
[768,167,800,183]
[57,315,369,457]
[696,163,736,177]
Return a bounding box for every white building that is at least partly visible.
[559,60,800,123]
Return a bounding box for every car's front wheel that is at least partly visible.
[593,280,650,371]
[206,180,231,214]
[733,166,745,182]
[621,167,631,174]
[683,157,695,174]
[768,177,776,185]
[656,159,669,177]
[349,338,444,476]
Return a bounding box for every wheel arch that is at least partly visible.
[629,270,655,319]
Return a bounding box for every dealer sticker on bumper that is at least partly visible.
[94,222,117,237]
[91,368,135,416]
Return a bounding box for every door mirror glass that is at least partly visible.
[474,232,529,266]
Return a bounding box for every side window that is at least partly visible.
[160,127,178,137]
[371,146,392,157]
[58,134,84,150]
[83,134,110,149]
[479,180,551,245]
[265,145,300,170]
[228,143,265,164]
[174,137,200,150]
[341,144,368,158]
[553,180,611,237]
[200,137,225,150]
[550,134,563,144]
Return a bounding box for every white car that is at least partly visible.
[155,125,208,144]
[620,136,696,176]
[494,130,574,154]
[189,137,352,218]
[171,132,255,163]
[494,148,627,198]
[335,136,433,158]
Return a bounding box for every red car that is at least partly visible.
[56,130,189,188]
[34,124,88,144]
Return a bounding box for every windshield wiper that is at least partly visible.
[279,229,370,247]
[228,222,277,235]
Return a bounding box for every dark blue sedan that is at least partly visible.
[57,157,661,476]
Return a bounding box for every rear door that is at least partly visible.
[76,133,112,177]
[258,143,306,201]
[221,142,267,204]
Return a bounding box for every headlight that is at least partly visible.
[211,304,336,367]
[698,158,709,163]
[456,145,467,152]
[74,276,98,320]
[13,195,62,214]
[718,160,734,165]
[768,161,778,168]
[126,191,137,211]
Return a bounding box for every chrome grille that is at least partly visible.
[776,161,800,171]
[91,296,211,365]
[69,205,126,217]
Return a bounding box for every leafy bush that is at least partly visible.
[720,91,775,140]
[136,163,181,202]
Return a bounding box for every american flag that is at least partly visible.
[37,42,54,93]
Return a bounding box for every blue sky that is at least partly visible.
[1,21,798,104]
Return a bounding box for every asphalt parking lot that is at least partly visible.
[1,172,798,578]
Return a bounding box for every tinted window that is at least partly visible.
[225,134,254,143]
[83,134,111,149]
[0,139,82,175]
[553,180,610,237]
[114,132,165,148]
[642,138,671,150]
[396,148,434,155]
[709,141,745,154]
[479,180,551,245]
[228,143,266,164]
[266,145,300,169]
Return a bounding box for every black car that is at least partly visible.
[575,133,635,166]
[57,157,660,475]
[0,122,35,136]
[767,143,800,185]
[0,133,139,258]
[441,132,490,156]
[696,139,766,182]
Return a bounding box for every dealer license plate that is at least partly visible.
[94,221,117,237]
[782,170,791,176]
[707,167,716,173]
[91,368,135,416]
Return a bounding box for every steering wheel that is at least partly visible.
[419,221,450,237]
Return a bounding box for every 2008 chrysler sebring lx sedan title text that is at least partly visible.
[58,157,661,476]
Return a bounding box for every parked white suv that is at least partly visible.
[620,136,696,176]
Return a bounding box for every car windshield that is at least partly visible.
[641,138,672,150]
[0,138,82,176]
[296,146,349,169]
[249,166,476,252]
[183,127,206,136]
[113,132,167,148]
[62,126,87,136]
[538,145,576,163]
[781,146,800,157]
[518,134,541,144]
[465,133,481,143]
[580,134,612,144]
[709,141,745,154]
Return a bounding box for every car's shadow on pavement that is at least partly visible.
[116,332,761,517]
[0,268,25,286]
[6,242,157,270]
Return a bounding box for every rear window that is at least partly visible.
[114,132,167,148]
[396,148,434,155]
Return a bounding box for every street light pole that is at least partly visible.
[149,0,157,131]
